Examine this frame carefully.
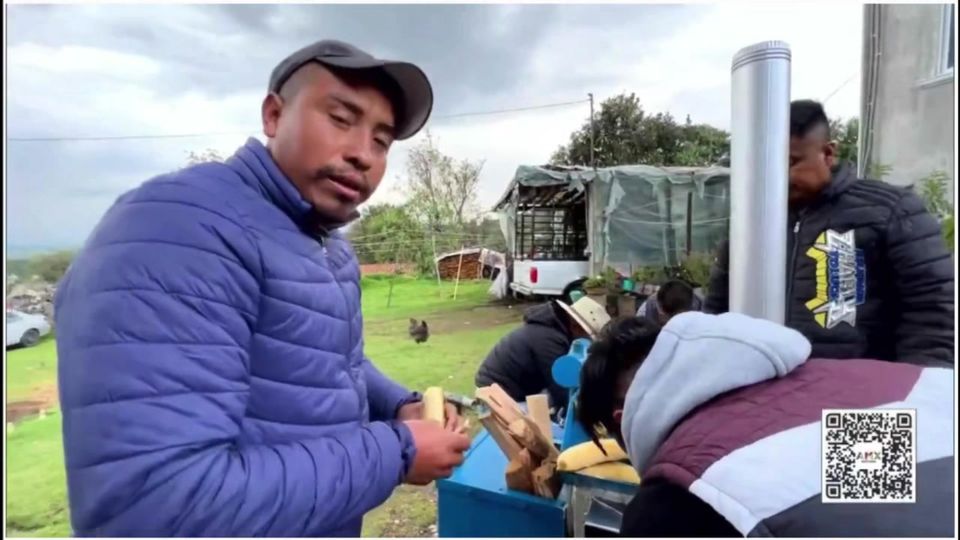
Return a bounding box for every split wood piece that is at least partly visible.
[475,385,524,425]
[525,394,552,442]
[507,416,559,460]
[479,412,522,461]
[505,449,535,494]
[531,458,561,500]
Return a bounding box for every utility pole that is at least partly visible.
[587,92,599,276]
[588,93,597,170]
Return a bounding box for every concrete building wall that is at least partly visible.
[860,4,955,198]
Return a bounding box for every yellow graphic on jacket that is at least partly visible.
[805,229,866,329]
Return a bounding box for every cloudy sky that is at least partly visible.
[5,3,863,255]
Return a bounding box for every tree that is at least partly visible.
[348,203,426,265]
[550,93,729,167]
[830,117,859,167]
[919,170,952,219]
[675,118,731,167]
[917,170,954,253]
[460,215,508,253]
[29,250,75,284]
[404,132,484,231]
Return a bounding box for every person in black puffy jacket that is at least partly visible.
[704,100,954,367]
[475,297,609,411]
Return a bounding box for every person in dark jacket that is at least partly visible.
[636,279,703,325]
[578,315,954,538]
[704,100,954,367]
[475,297,610,411]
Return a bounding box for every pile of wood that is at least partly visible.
[474,384,561,499]
[437,250,484,280]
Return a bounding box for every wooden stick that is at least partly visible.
[453,245,465,300]
[507,417,558,460]
[387,245,401,308]
[475,386,523,425]
[479,412,522,460]
[531,459,561,499]
[486,385,524,420]
[505,449,534,493]
[526,394,552,442]
[431,232,442,297]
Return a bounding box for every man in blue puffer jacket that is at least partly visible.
[54,40,470,536]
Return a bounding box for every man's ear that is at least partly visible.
[261,92,284,138]
[823,140,838,169]
[613,409,624,425]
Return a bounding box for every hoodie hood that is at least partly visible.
[523,302,569,334]
[621,311,812,472]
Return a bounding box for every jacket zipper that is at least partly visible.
[785,216,804,324]
[316,231,364,413]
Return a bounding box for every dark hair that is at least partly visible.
[790,99,830,139]
[576,317,661,449]
[656,279,695,317]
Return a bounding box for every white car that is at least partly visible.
[6,310,51,348]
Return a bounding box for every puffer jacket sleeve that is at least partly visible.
[364,358,418,421]
[884,191,955,366]
[55,181,414,536]
[703,239,730,314]
[529,325,574,411]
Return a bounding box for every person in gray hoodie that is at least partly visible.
[577,314,954,537]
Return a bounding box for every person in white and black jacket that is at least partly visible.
[704,100,954,367]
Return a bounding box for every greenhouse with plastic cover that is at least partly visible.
[492,163,730,299]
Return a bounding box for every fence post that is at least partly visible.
[453,246,466,300]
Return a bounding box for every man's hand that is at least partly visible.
[398,401,467,433]
[403,420,471,485]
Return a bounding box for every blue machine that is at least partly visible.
[551,338,592,451]
[437,337,609,537]
[437,426,567,537]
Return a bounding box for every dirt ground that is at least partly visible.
[7,384,58,423]
[367,299,531,336]
[360,263,415,276]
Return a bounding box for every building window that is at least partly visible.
[940,4,955,75]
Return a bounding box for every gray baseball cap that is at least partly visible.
[268,39,433,141]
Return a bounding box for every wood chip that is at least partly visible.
[525,394,552,442]
[507,417,558,460]
[479,412,522,460]
[505,449,535,493]
[476,384,524,424]
[531,458,561,499]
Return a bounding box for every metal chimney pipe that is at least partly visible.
[729,41,791,323]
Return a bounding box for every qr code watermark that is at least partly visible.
[822,409,916,503]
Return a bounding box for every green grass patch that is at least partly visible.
[361,277,492,321]
[6,337,58,403]
[366,322,516,396]
[5,411,71,537]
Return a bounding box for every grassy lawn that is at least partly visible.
[5,278,522,537]
[360,275,493,320]
[6,337,58,403]
[6,411,71,537]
